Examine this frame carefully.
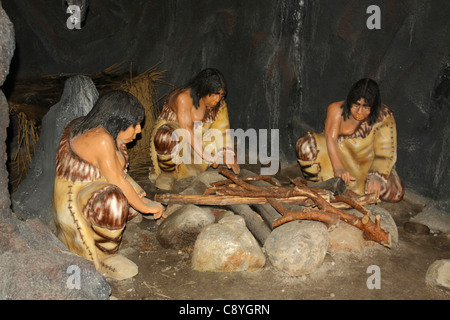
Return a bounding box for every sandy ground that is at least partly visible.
[107,165,450,301]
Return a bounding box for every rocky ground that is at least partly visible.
[106,164,450,301]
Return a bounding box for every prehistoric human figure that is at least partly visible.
[296,78,404,202]
[149,68,240,190]
[53,90,164,280]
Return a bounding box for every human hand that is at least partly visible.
[142,198,165,219]
[365,178,381,200]
[222,149,240,174]
[203,151,219,165]
[205,149,239,174]
[334,169,356,185]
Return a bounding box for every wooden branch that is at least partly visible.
[266,198,340,228]
[265,198,289,215]
[212,185,330,199]
[155,168,390,248]
[218,167,262,192]
[210,175,281,187]
[154,193,318,206]
[331,193,377,209]
[272,207,341,228]
[331,194,372,216]
[287,182,391,248]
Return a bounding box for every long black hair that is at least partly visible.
[183,68,227,109]
[341,78,381,125]
[71,90,145,148]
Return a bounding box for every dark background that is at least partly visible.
[2,0,450,199]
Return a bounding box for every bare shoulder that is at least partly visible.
[173,89,192,110]
[72,127,115,159]
[325,101,345,121]
[327,101,344,114]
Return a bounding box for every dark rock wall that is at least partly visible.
[300,0,450,199]
[0,1,15,213]
[2,0,450,199]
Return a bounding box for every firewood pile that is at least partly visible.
[155,167,392,248]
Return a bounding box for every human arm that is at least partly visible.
[207,102,240,174]
[324,102,355,185]
[175,92,218,164]
[365,109,397,199]
[95,133,164,218]
[126,174,146,198]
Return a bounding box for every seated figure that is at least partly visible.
[149,68,240,190]
[53,90,164,280]
[296,78,404,202]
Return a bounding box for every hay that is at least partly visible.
[7,62,168,190]
[120,63,166,161]
[7,109,40,192]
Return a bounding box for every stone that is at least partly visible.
[192,214,266,272]
[0,214,110,299]
[156,204,215,250]
[264,221,329,276]
[328,222,367,253]
[425,259,450,291]
[11,75,99,227]
[364,205,399,245]
[329,205,399,252]
[195,167,228,187]
[180,179,208,195]
[403,221,430,235]
[410,200,450,234]
[0,3,14,212]
[0,3,15,86]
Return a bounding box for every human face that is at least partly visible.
[117,122,142,144]
[204,89,226,108]
[350,98,371,122]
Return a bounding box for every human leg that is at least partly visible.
[77,182,138,280]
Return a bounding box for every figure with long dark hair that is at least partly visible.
[296,78,404,202]
[149,68,240,190]
[53,90,164,280]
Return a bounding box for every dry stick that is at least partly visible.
[218,168,342,228]
[210,175,281,187]
[217,167,330,199]
[331,193,377,209]
[331,195,372,216]
[155,193,317,206]
[266,198,340,227]
[202,186,375,209]
[289,179,391,248]
[212,185,324,200]
[331,194,373,224]
[219,170,389,247]
[218,167,263,192]
[156,168,390,247]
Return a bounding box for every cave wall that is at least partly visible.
[300,0,450,199]
[0,1,14,213]
[2,0,450,199]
